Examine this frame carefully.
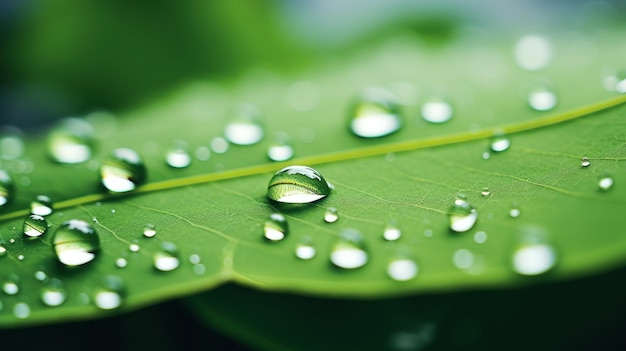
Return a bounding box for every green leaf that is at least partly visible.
[1,30,625,328]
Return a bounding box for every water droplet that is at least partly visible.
[2,275,19,295]
[383,225,402,241]
[0,127,25,160]
[424,229,433,238]
[448,197,478,233]
[514,35,552,71]
[474,231,487,244]
[267,133,295,162]
[115,257,127,268]
[165,144,192,169]
[40,278,67,307]
[195,146,211,161]
[143,224,156,238]
[513,243,556,276]
[349,87,402,138]
[224,104,264,145]
[110,209,116,214]
[264,213,288,241]
[193,264,206,275]
[154,242,180,272]
[324,208,339,223]
[267,165,331,204]
[481,187,491,197]
[53,219,100,266]
[0,169,14,207]
[9,238,15,244]
[387,258,418,281]
[23,214,48,238]
[528,87,557,111]
[100,148,147,193]
[34,271,48,282]
[0,246,6,256]
[13,302,30,319]
[30,195,53,216]
[598,175,614,191]
[482,151,490,160]
[330,228,368,269]
[605,69,626,93]
[129,244,140,252]
[490,136,511,152]
[47,118,94,164]
[295,240,316,260]
[210,137,229,154]
[189,254,201,264]
[581,157,590,167]
[509,206,521,218]
[452,249,475,269]
[17,254,24,261]
[421,99,453,124]
[94,275,125,310]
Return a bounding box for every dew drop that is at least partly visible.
[0,127,25,160]
[349,87,402,138]
[514,35,552,71]
[0,246,6,257]
[295,243,316,260]
[2,275,19,295]
[34,271,48,282]
[31,195,53,216]
[528,87,557,111]
[193,264,206,275]
[267,165,331,204]
[129,244,140,252]
[512,243,556,276]
[324,208,339,223]
[13,302,30,319]
[264,213,288,241]
[165,144,192,169]
[53,219,100,266]
[474,231,487,244]
[47,118,94,164]
[195,146,211,161]
[598,175,614,191]
[154,242,180,272]
[40,278,67,307]
[115,257,128,268]
[509,206,521,218]
[330,228,368,269]
[100,148,147,193]
[23,214,48,238]
[94,275,126,310]
[383,225,402,241]
[615,70,626,93]
[267,133,295,162]
[17,254,24,261]
[452,249,475,270]
[143,224,157,238]
[481,151,490,160]
[224,104,264,145]
[424,229,433,238]
[0,169,14,207]
[481,187,491,197]
[581,157,590,168]
[490,136,511,152]
[189,254,201,264]
[448,197,478,233]
[210,137,229,154]
[420,99,453,124]
[387,258,418,281]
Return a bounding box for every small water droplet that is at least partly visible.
[383,225,402,241]
[189,254,201,264]
[0,169,14,207]
[581,157,590,167]
[606,69,626,93]
[34,271,48,282]
[267,133,295,162]
[0,127,25,160]
[195,146,211,161]
[509,206,521,218]
[129,244,140,252]
[30,195,53,216]
[13,302,30,319]
[143,224,156,238]
[210,137,229,154]
[514,35,552,71]
[490,136,511,152]
[0,246,6,256]
[23,214,48,238]
[110,209,116,214]
[100,148,147,193]
[324,208,339,223]
[349,87,402,138]
[295,241,316,260]
[53,219,100,266]
[2,275,19,295]
[474,231,487,244]
[264,213,288,241]
[598,175,614,191]
[115,257,128,268]
[166,146,192,169]
[154,242,180,272]
[17,254,24,261]
[448,197,478,233]
[267,165,331,204]
[94,275,125,310]
[452,249,475,270]
[40,278,67,307]
[224,104,264,145]
[424,229,433,238]
[482,151,490,160]
[421,99,453,124]
[47,118,94,164]
[9,238,15,244]
[193,264,206,275]
[528,87,557,111]
[481,187,491,197]
[387,258,418,281]
[330,228,368,269]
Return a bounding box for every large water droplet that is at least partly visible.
[143,224,157,238]
[264,213,288,241]
[2,275,19,295]
[528,87,557,111]
[512,226,556,276]
[154,242,180,272]
[349,87,402,138]
[40,278,67,307]
[31,195,53,216]
[0,169,14,207]
[23,214,48,238]
[324,208,339,223]
[267,165,331,204]
[47,118,94,164]
[94,275,125,310]
[383,225,402,241]
[581,157,590,168]
[330,228,368,269]
[387,258,418,281]
[448,197,478,233]
[598,175,614,191]
[224,104,264,145]
[514,35,552,71]
[53,220,100,266]
[420,99,453,124]
[165,143,192,169]
[490,136,511,152]
[100,148,147,193]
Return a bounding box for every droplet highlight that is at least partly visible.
[330,228,368,269]
[53,219,100,266]
[349,87,402,138]
[267,165,331,204]
[100,148,147,193]
[264,213,288,241]
[23,214,48,238]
